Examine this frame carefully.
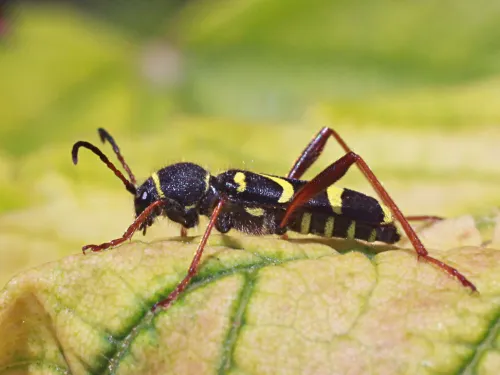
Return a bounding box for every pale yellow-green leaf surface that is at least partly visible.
[1,217,500,375]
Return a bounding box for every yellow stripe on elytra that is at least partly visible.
[326,186,343,215]
[346,221,356,239]
[245,207,265,217]
[324,216,335,237]
[258,174,294,203]
[381,203,393,224]
[234,172,247,193]
[300,213,312,234]
[368,229,377,242]
[151,172,165,199]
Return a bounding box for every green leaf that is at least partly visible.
[1,217,500,374]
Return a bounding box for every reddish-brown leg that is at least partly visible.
[82,200,166,254]
[287,127,344,179]
[287,128,445,224]
[406,215,443,222]
[180,227,188,237]
[153,199,225,311]
[280,150,476,291]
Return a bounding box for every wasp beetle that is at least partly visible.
[72,127,476,310]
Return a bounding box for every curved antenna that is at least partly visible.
[97,128,137,186]
[72,141,137,195]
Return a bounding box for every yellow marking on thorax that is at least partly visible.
[381,204,393,224]
[151,172,165,199]
[326,186,343,215]
[204,172,211,192]
[346,221,356,240]
[324,216,335,237]
[234,172,247,193]
[367,229,377,242]
[258,174,294,203]
[300,212,312,234]
[245,207,265,217]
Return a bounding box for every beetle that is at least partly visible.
[72,127,476,310]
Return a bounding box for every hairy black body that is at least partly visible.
[134,163,400,244]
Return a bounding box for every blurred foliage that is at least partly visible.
[0,0,499,287]
[172,0,500,120]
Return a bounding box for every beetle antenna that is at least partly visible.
[97,128,137,186]
[72,141,137,195]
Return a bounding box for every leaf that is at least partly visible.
[1,218,500,374]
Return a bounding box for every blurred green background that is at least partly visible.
[0,0,499,287]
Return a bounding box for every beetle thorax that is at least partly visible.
[134,162,211,218]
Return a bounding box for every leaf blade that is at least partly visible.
[1,229,499,374]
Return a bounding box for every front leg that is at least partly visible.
[83,200,166,253]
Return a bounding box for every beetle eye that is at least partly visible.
[141,191,148,200]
